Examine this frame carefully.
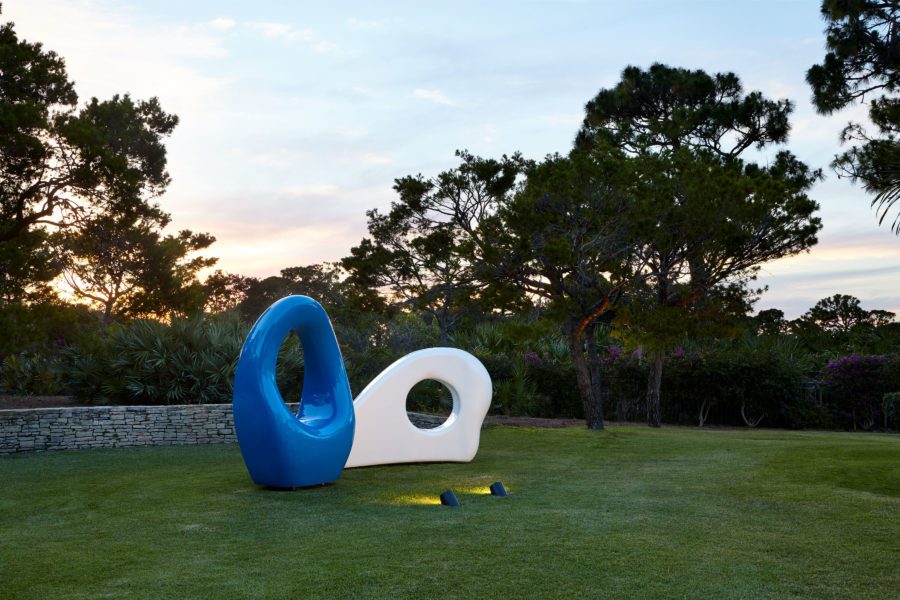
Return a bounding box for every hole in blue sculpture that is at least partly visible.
[276,332,304,415]
[406,379,452,429]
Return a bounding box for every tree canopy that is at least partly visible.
[0,20,178,242]
[807,0,900,232]
[577,64,822,426]
[342,151,526,343]
[0,13,214,317]
[61,208,215,323]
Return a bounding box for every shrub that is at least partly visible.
[641,337,812,428]
[822,354,890,430]
[344,346,399,397]
[882,392,900,431]
[526,356,582,418]
[0,351,62,396]
[0,302,100,357]
[55,315,289,405]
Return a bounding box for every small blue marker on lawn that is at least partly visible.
[489,481,508,497]
[440,490,460,506]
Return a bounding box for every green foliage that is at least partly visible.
[203,270,256,315]
[62,210,216,323]
[0,351,61,395]
[0,24,179,241]
[490,358,538,416]
[577,63,822,426]
[0,301,100,357]
[823,353,891,430]
[342,151,526,343]
[0,228,61,303]
[524,356,582,418]
[597,337,818,428]
[800,293,895,334]
[576,63,792,155]
[806,0,900,232]
[453,321,514,355]
[57,316,252,404]
[883,391,900,430]
[404,379,453,415]
[274,333,304,404]
[0,17,216,321]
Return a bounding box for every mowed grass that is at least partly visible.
[1,426,897,599]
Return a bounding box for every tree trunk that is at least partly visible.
[102,300,114,325]
[646,349,663,427]
[698,398,711,427]
[566,320,604,430]
[584,323,606,428]
[435,309,449,346]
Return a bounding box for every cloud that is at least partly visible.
[764,264,900,285]
[247,21,336,53]
[413,88,457,106]
[284,183,343,197]
[209,18,236,31]
[248,21,313,40]
[208,222,365,277]
[250,152,291,169]
[5,0,233,114]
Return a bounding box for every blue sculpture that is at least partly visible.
[233,296,355,488]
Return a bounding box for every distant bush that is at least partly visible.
[6,305,900,432]
[597,338,813,428]
[823,354,890,430]
[526,355,582,418]
[0,302,100,358]
[693,340,808,428]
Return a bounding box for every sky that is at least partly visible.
[6,0,900,318]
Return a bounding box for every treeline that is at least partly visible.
[2,289,899,432]
[2,3,899,431]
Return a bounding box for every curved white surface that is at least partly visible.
[345,348,492,468]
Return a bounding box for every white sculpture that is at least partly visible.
[345,347,492,468]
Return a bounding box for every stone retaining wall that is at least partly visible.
[0,404,445,455]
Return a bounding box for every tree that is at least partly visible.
[203,270,257,315]
[750,308,789,336]
[807,0,900,232]
[577,64,822,426]
[343,151,526,344]
[61,209,215,323]
[0,227,61,303]
[0,14,178,263]
[235,263,384,323]
[347,149,634,429]
[801,293,895,333]
[477,151,637,429]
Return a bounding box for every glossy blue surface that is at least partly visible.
[233,296,355,488]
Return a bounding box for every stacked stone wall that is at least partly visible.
[0,404,445,455]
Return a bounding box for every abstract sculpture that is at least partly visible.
[233,296,355,488]
[233,295,492,488]
[346,348,491,468]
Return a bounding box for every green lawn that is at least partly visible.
[1,426,897,599]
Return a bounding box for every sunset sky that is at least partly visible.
[7,0,900,318]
